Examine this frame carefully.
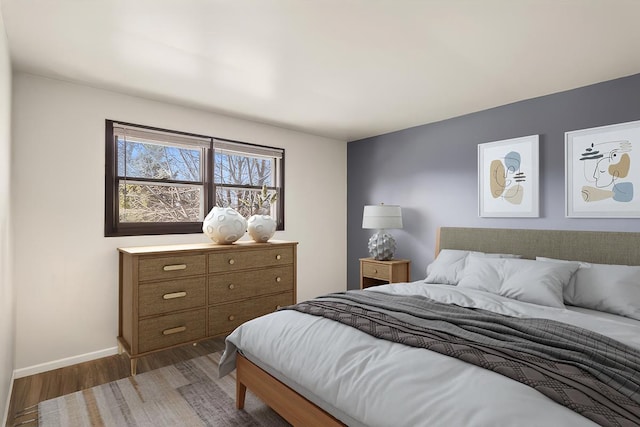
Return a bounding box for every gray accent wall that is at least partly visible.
[347,73,640,289]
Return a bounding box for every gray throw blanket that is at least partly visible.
[283,291,640,427]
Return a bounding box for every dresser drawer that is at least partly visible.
[209,292,293,335]
[138,309,206,353]
[209,246,294,273]
[138,277,206,317]
[138,254,206,282]
[362,261,390,281]
[209,267,293,304]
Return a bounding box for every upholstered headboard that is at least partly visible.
[436,227,640,266]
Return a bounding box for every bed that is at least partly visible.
[219,227,640,426]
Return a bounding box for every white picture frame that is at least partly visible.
[478,135,539,217]
[565,120,640,218]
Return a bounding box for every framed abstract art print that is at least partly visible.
[478,135,539,217]
[565,120,640,217]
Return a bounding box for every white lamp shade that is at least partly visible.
[362,205,403,229]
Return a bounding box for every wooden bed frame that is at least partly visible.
[236,354,344,426]
[234,226,640,426]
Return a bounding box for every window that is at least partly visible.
[105,121,284,236]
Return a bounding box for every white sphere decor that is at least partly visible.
[247,215,277,243]
[202,207,247,244]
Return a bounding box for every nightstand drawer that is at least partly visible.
[138,254,206,282]
[209,247,294,273]
[360,258,410,289]
[208,267,294,304]
[138,309,206,353]
[362,262,390,280]
[209,292,293,335]
[138,277,206,317]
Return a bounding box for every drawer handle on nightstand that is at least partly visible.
[228,315,235,321]
[228,284,235,290]
[373,269,378,274]
[163,291,187,300]
[276,254,282,260]
[275,277,282,282]
[228,259,235,265]
[163,326,186,335]
[163,264,187,271]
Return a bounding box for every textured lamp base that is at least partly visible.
[368,230,396,260]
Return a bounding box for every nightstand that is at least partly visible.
[360,258,411,289]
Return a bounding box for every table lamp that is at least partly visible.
[362,204,403,260]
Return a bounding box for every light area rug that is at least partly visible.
[38,352,290,426]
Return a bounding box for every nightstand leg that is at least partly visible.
[130,358,137,376]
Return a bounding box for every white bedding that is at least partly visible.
[220,282,640,427]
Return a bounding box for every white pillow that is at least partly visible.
[425,249,470,285]
[425,249,521,285]
[457,256,579,308]
[537,257,640,320]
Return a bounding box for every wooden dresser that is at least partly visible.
[118,240,297,375]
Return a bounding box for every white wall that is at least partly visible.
[12,73,347,372]
[0,7,14,424]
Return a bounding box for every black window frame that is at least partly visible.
[105,120,285,237]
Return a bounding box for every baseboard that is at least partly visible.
[13,346,119,379]
[2,370,15,427]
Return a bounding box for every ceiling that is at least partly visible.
[2,1,640,141]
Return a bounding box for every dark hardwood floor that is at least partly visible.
[6,337,226,427]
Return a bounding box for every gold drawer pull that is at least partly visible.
[373,269,378,274]
[163,291,187,300]
[228,315,235,321]
[275,277,282,282]
[228,259,235,265]
[163,264,187,272]
[163,326,186,335]
[228,284,235,290]
[276,254,282,260]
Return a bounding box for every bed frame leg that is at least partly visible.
[234,354,344,426]
[236,376,247,409]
